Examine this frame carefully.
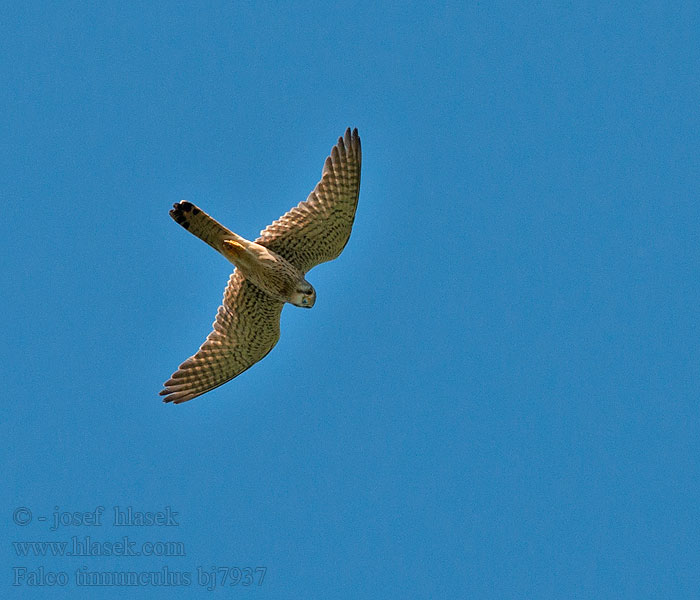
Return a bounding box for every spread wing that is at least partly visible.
[159,271,284,404]
[256,127,362,273]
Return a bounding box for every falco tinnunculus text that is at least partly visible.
[160,128,361,404]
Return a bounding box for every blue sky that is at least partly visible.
[2,2,699,598]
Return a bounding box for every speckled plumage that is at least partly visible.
[160,128,361,403]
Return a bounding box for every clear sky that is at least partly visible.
[2,2,699,598]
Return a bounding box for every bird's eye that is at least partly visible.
[302,297,308,304]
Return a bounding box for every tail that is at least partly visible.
[169,201,241,253]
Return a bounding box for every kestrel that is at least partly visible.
[160,128,362,404]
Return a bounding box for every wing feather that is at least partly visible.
[159,272,284,404]
[256,127,362,272]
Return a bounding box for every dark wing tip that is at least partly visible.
[341,126,358,141]
[160,387,196,404]
[160,387,175,403]
[345,127,361,157]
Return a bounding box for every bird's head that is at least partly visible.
[291,283,316,308]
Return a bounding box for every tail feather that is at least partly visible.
[169,201,240,253]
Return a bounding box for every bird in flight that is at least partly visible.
[160,128,362,404]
